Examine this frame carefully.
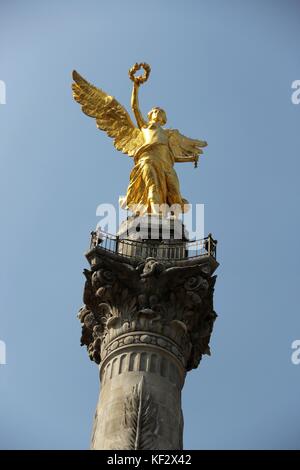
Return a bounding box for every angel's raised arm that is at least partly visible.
[131,82,147,129]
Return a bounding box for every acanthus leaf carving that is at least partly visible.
[78,253,217,370]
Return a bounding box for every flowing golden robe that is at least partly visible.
[124,125,187,213]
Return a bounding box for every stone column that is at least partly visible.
[78,227,218,450]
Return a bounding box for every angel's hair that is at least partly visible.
[147,107,167,125]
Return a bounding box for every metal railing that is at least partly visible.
[89,229,217,261]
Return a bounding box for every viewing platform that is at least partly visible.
[86,227,218,273]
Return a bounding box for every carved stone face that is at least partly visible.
[142,258,158,275]
[148,107,167,125]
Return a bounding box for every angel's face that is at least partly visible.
[148,107,167,126]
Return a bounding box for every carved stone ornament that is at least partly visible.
[78,247,217,371]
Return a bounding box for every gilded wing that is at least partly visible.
[166,129,207,161]
[72,70,143,156]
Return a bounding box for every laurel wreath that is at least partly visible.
[128,62,151,85]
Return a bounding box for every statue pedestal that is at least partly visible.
[117,215,189,241]
[116,215,189,260]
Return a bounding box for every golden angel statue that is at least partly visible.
[72,63,207,215]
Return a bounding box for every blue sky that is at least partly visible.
[0,0,300,449]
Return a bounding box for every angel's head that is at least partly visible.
[147,107,167,126]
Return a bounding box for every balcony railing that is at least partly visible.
[89,229,217,262]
